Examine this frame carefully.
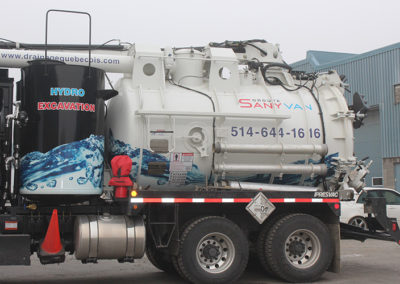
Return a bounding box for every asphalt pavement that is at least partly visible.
[0,239,399,283]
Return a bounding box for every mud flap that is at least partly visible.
[327,222,341,273]
[0,234,31,265]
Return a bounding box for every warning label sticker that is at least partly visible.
[169,172,188,185]
[169,152,194,172]
[169,153,194,185]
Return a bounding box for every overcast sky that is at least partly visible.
[1,0,399,64]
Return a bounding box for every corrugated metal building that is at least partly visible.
[292,43,400,190]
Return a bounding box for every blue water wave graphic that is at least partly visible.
[109,131,205,184]
[20,135,104,191]
[109,130,337,187]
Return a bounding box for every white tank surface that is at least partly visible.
[106,40,355,191]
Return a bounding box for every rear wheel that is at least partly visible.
[256,213,287,276]
[263,214,333,282]
[176,216,248,284]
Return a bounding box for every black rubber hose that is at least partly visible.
[261,63,293,86]
[261,62,293,74]
[0,41,126,51]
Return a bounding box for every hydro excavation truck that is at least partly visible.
[0,9,399,284]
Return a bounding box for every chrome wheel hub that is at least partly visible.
[285,229,321,269]
[196,232,235,273]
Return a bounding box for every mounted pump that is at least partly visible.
[351,92,369,129]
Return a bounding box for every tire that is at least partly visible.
[145,239,176,274]
[256,213,287,276]
[176,216,249,284]
[171,218,197,282]
[264,214,333,283]
[348,216,368,230]
[171,255,187,281]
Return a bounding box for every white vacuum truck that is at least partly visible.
[0,9,398,284]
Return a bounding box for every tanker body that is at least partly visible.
[1,10,399,284]
[106,42,353,192]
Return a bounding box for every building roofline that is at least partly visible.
[291,42,400,70]
[317,42,400,69]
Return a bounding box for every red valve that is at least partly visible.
[109,155,133,198]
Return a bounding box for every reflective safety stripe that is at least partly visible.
[130,197,340,204]
[5,221,18,231]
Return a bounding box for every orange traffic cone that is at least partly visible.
[41,209,63,254]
